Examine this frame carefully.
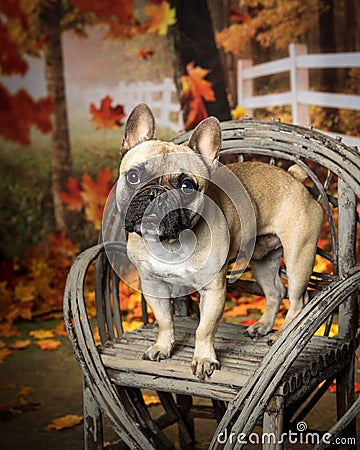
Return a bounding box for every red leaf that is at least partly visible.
[0,22,28,75]
[136,49,155,60]
[0,85,53,145]
[229,8,251,24]
[72,0,134,22]
[60,177,84,212]
[81,168,114,229]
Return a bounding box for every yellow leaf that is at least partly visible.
[143,394,161,406]
[215,24,247,56]
[315,323,338,338]
[34,339,62,351]
[231,105,247,120]
[29,329,55,340]
[14,280,36,303]
[47,414,83,431]
[122,319,143,333]
[144,1,176,35]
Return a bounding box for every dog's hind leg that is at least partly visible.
[276,233,317,333]
[246,247,286,338]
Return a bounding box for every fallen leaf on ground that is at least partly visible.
[143,394,161,406]
[0,322,20,338]
[328,382,360,393]
[34,339,61,351]
[8,339,31,350]
[0,348,12,364]
[47,414,83,430]
[29,329,55,340]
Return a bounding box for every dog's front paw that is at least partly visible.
[143,343,172,362]
[246,320,273,338]
[191,355,220,381]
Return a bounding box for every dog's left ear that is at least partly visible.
[122,103,156,153]
[188,117,221,169]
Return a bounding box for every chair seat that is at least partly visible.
[99,316,351,404]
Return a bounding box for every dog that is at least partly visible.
[115,103,323,380]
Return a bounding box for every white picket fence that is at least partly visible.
[113,77,184,132]
[238,43,360,146]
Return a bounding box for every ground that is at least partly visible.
[0,319,359,450]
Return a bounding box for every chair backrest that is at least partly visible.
[96,118,359,344]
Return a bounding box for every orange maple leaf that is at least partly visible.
[47,414,83,431]
[90,96,125,130]
[81,167,114,230]
[180,62,215,130]
[34,339,61,351]
[144,1,176,35]
[60,177,84,212]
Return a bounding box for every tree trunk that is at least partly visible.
[318,0,338,130]
[207,0,237,108]
[41,0,72,234]
[344,0,359,52]
[168,0,231,126]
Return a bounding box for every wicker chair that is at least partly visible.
[64,118,360,449]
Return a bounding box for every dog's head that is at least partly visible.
[116,103,221,241]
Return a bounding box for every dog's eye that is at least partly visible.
[181,179,196,194]
[127,169,140,185]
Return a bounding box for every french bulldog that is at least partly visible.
[115,103,323,380]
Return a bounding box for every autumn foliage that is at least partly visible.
[90,96,126,130]
[60,167,114,230]
[180,62,216,130]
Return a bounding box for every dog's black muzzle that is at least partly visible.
[124,185,193,240]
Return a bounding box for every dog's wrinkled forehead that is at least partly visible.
[119,140,210,182]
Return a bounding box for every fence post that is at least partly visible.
[160,78,173,128]
[237,59,253,117]
[289,43,310,125]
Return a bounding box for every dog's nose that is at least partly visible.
[145,186,168,211]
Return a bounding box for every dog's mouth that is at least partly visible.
[124,185,197,241]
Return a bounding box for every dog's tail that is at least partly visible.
[287,164,307,183]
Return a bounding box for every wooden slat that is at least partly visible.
[99,317,349,402]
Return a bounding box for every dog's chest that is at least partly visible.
[127,236,199,286]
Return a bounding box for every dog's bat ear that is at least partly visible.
[121,103,156,153]
[188,117,222,169]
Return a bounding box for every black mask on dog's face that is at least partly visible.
[124,172,200,240]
